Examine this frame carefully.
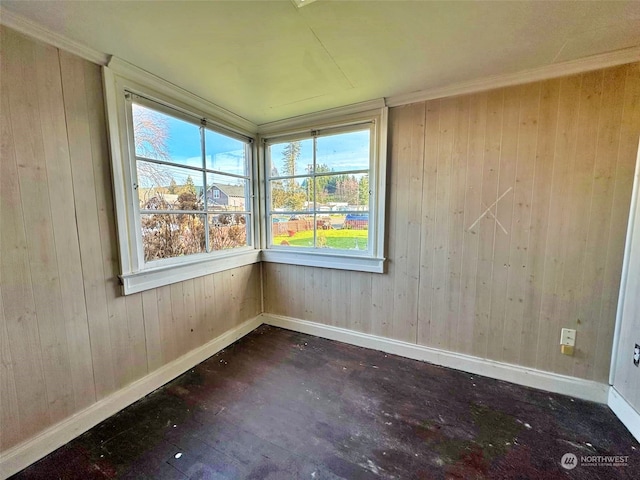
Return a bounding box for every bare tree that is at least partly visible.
[133,103,171,160]
[133,103,173,203]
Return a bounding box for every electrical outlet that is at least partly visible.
[560,328,576,347]
[634,344,639,367]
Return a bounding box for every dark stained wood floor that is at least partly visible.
[11,325,639,479]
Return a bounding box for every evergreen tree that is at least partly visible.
[358,175,370,208]
[282,141,300,192]
[179,175,196,195]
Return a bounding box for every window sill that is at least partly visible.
[261,249,385,273]
[120,249,261,295]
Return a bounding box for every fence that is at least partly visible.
[271,219,313,237]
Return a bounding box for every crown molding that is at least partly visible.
[0,7,109,65]
[386,46,640,107]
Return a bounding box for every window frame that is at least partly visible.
[103,60,260,294]
[258,103,388,273]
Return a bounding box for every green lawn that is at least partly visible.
[274,229,368,250]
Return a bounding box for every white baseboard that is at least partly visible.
[608,387,640,443]
[0,315,263,479]
[261,313,610,404]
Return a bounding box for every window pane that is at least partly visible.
[269,177,314,212]
[271,215,314,248]
[205,129,248,176]
[269,139,313,179]
[205,174,249,212]
[132,103,201,167]
[316,129,370,173]
[137,161,204,211]
[141,213,206,262]
[208,214,250,251]
[315,173,369,211]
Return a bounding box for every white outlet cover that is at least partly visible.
[560,328,576,346]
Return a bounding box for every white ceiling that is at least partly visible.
[2,0,640,125]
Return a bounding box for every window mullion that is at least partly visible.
[201,124,210,253]
[312,136,317,249]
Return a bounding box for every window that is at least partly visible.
[105,59,386,292]
[104,60,259,294]
[260,104,388,273]
[132,98,252,262]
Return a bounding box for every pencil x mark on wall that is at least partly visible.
[467,187,513,235]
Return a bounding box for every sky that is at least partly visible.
[268,129,370,177]
[134,103,370,188]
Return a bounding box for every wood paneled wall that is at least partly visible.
[264,62,640,384]
[0,27,261,452]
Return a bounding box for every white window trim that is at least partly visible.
[103,58,261,295]
[258,101,388,273]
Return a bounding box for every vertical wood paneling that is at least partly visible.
[1,29,50,438]
[1,27,262,452]
[535,74,582,374]
[125,294,148,381]
[16,33,77,425]
[0,288,21,450]
[224,269,237,327]
[60,50,118,399]
[400,103,425,343]
[553,72,602,376]
[183,279,197,351]
[264,62,640,385]
[170,282,186,360]
[203,274,216,337]
[487,86,521,363]
[34,40,96,412]
[213,271,227,335]
[501,83,540,365]
[445,96,470,351]
[370,109,396,337]
[456,92,488,355]
[518,79,559,369]
[416,100,438,346]
[193,276,207,347]
[472,89,503,359]
[331,269,348,329]
[390,105,416,342]
[141,289,162,371]
[431,98,456,349]
[574,66,627,379]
